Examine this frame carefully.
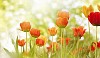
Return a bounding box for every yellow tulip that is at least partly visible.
[82,6,89,17]
[97,4,100,11]
[82,5,94,18]
[88,5,94,13]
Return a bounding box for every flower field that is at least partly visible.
[1,0,100,58]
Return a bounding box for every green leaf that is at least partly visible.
[11,39,15,45]
[15,36,19,53]
[3,48,12,57]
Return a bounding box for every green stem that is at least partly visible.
[30,39,31,49]
[26,32,27,52]
[23,46,24,52]
[52,36,53,52]
[95,26,98,58]
[43,46,45,58]
[51,36,53,57]
[76,37,80,58]
[96,26,98,42]
[61,28,63,58]
[21,47,23,53]
[88,21,90,39]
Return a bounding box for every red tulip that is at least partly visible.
[66,38,70,45]
[88,12,100,26]
[91,45,95,51]
[18,39,26,47]
[20,22,31,32]
[36,39,44,47]
[97,41,100,48]
[30,28,40,38]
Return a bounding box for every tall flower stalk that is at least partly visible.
[20,21,31,52]
[95,26,98,58]
[26,32,28,52]
[56,10,69,58]
[60,28,63,58]
[82,5,94,39]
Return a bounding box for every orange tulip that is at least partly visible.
[36,39,44,47]
[20,22,31,32]
[57,11,69,19]
[30,28,40,38]
[37,35,47,44]
[56,17,68,28]
[18,39,26,47]
[73,26,86,38]
[48,27,57,36]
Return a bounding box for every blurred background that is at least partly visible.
[0,0,100,58]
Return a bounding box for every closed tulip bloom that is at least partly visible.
[82,6,89,17]
[88,5,94,12]
[36,39,44,47]
[20,22,31,32]
[97,41,100,48]
[37,35,48,44]
[48,27,57,36]
[90,45,95,52]
[73,26,86,38]
[30,28,40,38]
[57,11,69,19]
[18,39,26,47]
[82,5,94,18]
[56,17,68,28]
[97,4,100,11]
[88,12,100,26]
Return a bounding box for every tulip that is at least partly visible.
[88,12,100,26]
[66,38,70,45]
[30,28,40,38]
[97,4,100,11]
[73,26,86,38]
[56,17,68,28]
[91,45,95,52]
[48,27,57,36]
[18,39,25,47]
[20,22,31,32]
[82,5,94,18]
[57,11,69,19]
[97,41,100,48]
[37,35,48,44]
[36,39,44,47]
